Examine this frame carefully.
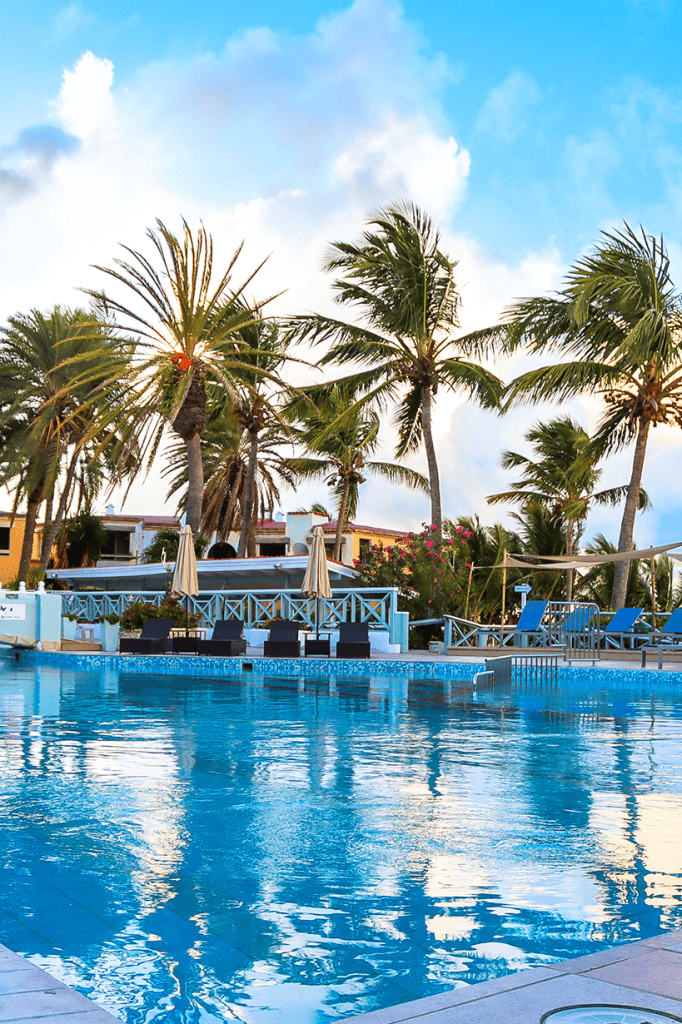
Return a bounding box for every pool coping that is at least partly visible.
[0,941,118,1021]
[345,928,682,1022]
[2,930,682,1023]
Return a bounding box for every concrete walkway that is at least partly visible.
[346,929,682,1023]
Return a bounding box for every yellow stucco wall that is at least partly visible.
[0,517,27,585]
[350,529,401,563]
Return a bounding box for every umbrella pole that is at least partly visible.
[186,594,189,637]
[316,596,320,639]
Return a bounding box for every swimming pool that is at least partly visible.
[1,657,682,1023]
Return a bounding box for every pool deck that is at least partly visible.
[0,942,117,1022]
[346,928,682,1023]
[2,930,682,1023]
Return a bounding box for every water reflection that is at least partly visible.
[0,657,682,1023]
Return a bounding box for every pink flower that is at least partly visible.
[465,530,473,538]
[455,526,463,534]
[426,540,433,549]
[465,562,471,568]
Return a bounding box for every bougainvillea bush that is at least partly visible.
[352,522,473,622]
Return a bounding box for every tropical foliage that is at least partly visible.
[285,201,501,528]
[500,225,682,609]
[287,385,429,560]
[85,219,278,534]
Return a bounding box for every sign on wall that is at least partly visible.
[0,603,26,621]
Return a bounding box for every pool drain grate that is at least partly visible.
[541,1006,682,1024]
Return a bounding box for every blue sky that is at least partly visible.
[2,0,682,544]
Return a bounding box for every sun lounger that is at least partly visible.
[263,620,301,658]
[197,620,247,657]
[336,621,371,659]
[601,607,647,649]
[649,607,682,642]
[639,608,682,666]
[503,600,548,647]
[120,618,174,654]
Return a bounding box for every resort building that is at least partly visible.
[34,509,182,569]
[228,510,403,566]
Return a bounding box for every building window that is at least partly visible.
[0,527,10,554]
[359,538,371,563]
[101,530,131,558]
[259,542,287,557]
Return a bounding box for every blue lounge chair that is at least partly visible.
[197,620,247,657]
[601,607,646,649]
[504,600,548,647]
[651,607,682,642]
[639,608,682,666]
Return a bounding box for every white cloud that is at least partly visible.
[477,70,541,142]
[52,51,116,139]
[334,116,470,217]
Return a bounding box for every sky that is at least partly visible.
[2,0,682,546]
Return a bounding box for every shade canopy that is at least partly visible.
[301,526,332,600]
[171,524,199,599]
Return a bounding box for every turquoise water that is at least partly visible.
[1,659,682,1023]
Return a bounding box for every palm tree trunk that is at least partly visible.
[39,450,80,572]
[612,419,650,610]
[238,430,259,557]
[334,477,352,562]
[18,470,47,583]
[420,387,441,529]
[566,519,574,602]
[184,434,204,535]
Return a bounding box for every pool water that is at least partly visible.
[1,659,682,1023]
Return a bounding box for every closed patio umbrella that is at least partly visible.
[171,524,199,635]
[301,526,332,637]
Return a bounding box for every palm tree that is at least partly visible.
[0,306,129,582]
[285,201,501,529]
[288,386,430,561]
[164,395,298,555]
[487,416,645,599]
[85,218,278,535]
[225,317,298,556]
[500,224,682,609]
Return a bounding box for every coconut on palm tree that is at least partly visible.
[285,201,501,529]
[287,385,430,561]
[85,218,279,535]
[499,224,682,609]
[487,416,647,599]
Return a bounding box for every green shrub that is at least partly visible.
[120,598,200,631]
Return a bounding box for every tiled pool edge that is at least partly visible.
[0,941,118,1021]
[13,649,682,685]
[17,649,482,679]
[345,927,682,1023]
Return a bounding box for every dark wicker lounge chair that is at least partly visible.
[263,620,301,658]
[336,621,371,659]
[120,618,174,655]
[197,620,247,657]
